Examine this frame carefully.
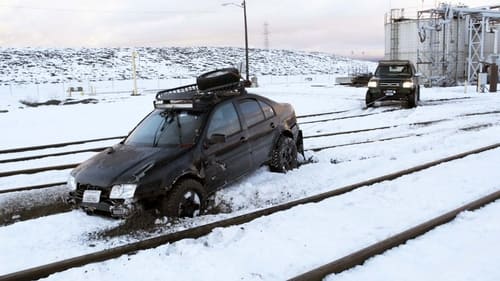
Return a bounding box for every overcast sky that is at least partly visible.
[0,0,498,58]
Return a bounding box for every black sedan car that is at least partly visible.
[68,69,303,218]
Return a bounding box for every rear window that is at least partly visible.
[239,99,265,127]
[259,100,275,119]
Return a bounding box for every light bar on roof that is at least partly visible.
[153,100,193,109]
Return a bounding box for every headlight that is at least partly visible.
[67,175,77,191]
[402,81,414,88]
[367,80,377,88]
[110,184,137,199]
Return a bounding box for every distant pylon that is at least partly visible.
[264,22,270,50]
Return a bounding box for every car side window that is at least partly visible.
[259,100,275,119]
[207,102,241,137]
[239,99,266,127]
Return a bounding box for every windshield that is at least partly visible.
[125,110,204,147]
[375,65,411,77]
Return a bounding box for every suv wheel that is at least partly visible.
[365,91,374,108]
[269,136,298,173]
[161,179,207,218]
[196,68,241,91]
[407,90,418,108]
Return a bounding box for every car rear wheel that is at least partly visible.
[161,179,206,218]
[269,136,298,173]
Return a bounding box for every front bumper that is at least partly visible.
[68,190,136,218]
[368,87,414,100]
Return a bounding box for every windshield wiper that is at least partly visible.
[153,112,175,146]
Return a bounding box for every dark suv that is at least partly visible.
[68,68,303,218]
[366,60,420,108]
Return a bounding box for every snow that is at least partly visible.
[0,74,499,280]
[327,200,500,281]
[44,149,500,281]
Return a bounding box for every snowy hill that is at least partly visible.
[0,47,373,85]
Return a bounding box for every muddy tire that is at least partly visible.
[161,179,207,218]
[269,136,298,173]
[196,68,241,91]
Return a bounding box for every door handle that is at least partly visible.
[270,122,275,128]
[240,136,247,143]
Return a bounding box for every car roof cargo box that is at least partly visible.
[154,68,247,111]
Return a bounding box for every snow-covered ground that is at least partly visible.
[0,76,499,280]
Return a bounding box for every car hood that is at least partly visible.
[72,144,187,187]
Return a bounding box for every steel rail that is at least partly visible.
[306,134,421,152]
[300,108,500,127]
[304,126,392,139]
[0,136,125,155]
[0,106,496,189]
[0,182,66,195]
[305,120,498,152]
[1,108,495,158]
[289,189,500,281]
[296,110,350,119]
[0,164,78,178]
[1,143,498,281]
[0,123,417,179]
[299,110,398,125]
[0,110,352,157]
[0,147,108,164]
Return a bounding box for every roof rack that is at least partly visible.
[154,81,247,110]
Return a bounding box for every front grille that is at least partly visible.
[73,184,123,205]
[380,82,400,87]
[75,184,110,199]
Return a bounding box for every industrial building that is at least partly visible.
[385,3,500,87]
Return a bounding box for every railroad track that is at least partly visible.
[299,107,499,127]
[1,117,498,196]
[0,147,109,164]
[289,190,500,281]
[2,105,492,165]
[299,108,399,125]
[0,136,125,155]
[0,120,451,179]
[1,143,499,281]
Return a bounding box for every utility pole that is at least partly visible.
[132,50,138,96]
[221,0,249,82]
[243,0,249,81]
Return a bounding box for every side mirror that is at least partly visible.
[207,133,227,145]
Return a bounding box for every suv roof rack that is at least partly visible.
[154,80,247,111]
[378,60,412,65]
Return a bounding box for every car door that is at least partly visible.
[203,101,252,190]
[237,98,278,168]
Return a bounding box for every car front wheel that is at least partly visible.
[365,91,374,108]
[269,136,298,173]
[161,179,207,218]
